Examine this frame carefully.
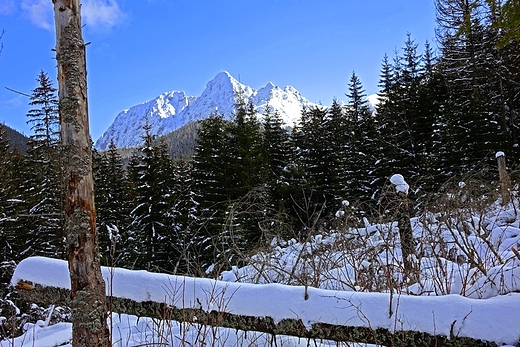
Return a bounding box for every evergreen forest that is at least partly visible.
[1,0,520,282]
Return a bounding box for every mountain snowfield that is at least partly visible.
[95,71,318,151]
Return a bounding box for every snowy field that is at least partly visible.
[2,183,520,346]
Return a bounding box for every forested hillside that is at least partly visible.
[1,0,519,283]
[0,124,28,153]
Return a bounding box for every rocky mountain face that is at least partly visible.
[95,71,318,151]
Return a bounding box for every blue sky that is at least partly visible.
[0,0,437,141]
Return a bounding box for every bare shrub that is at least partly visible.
[218,170,520,300]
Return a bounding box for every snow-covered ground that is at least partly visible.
[3,181,520,346]
[5,256,520,346]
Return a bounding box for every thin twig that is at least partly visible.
[4,87,31,97]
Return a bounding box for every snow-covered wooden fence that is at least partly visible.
[12,257,520,347]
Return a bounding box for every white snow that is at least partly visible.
[1,321,72,347]
[95,90,195,150]
[95,71,318,151]
[366,93,381,109]
[8,256,520,346]
[496,151,505,158]
[6,188,520,346]
[390,174,409,194]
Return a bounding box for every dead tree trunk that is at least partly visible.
[389,174,418,283]
[395,191,417,281]
[52,1,109,346]
[496,151,511,206]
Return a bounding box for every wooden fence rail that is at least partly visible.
[11,257,509,347]
[15,283,498,347]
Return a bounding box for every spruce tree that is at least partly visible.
[0,124,18,270]
[26,71,60,148]
[22,71,64,259]
[374,36,443,204]
[170,159,198,274]
[392,34,423,183]
[261,105,297,239]
[225,99,268,253]
[417,41,451,193]
[191,115,233,268]
[344,73,378,203]
[127,124,175,271]
[93,140,129,266]
[0,124,11,212]
[0,142,26,267]
[262,105,293,212]
[325,98,348,206]
[293,105,335,228]
[436,0,504,173]
[483,1,520,160]
[373,54,401,199]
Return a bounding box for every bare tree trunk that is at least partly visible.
[389,174,418,283]
[496,152,511,206]
[395,191,417,281]
[52,1,109,346]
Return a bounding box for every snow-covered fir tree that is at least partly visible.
[127,123,176,272]
[21,71,64,260]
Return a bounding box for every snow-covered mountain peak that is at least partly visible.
[155,91,190,118]
[95,90,195,150]
[283,85,301,96]
[263,81,276,90]
[256,82,280,100]
[95,72,318,151]
[203,71,254,97]
[205,71,236,91]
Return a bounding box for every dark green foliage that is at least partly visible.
[169,159,198,274]
[416,41,451,191]
[325,98,349,206]
[93,140,130,266]
[26,71,60,148]
[344,72,378,203]
[1,71,65,288]
[126,124,176,272]
[372,54,400,196]
[488,0,520,46]
[230,100,267,194]
[436,0,516,173]
[225,100,268,251]
[0,124,29,153]
[377,34,424,185]
[21,71,65,260]
[0,125,25,267]
[192,100,271,267]
[373,34,460,206]
[262,105,295,222]
[159,121,200,160]
[293,106,336,219]
[191,114,234,267]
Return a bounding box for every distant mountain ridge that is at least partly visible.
[95,71,318,151]
[1,123,29,153]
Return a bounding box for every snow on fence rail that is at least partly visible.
[11,256,520,346]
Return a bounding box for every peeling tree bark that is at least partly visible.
[52,1,109,346]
